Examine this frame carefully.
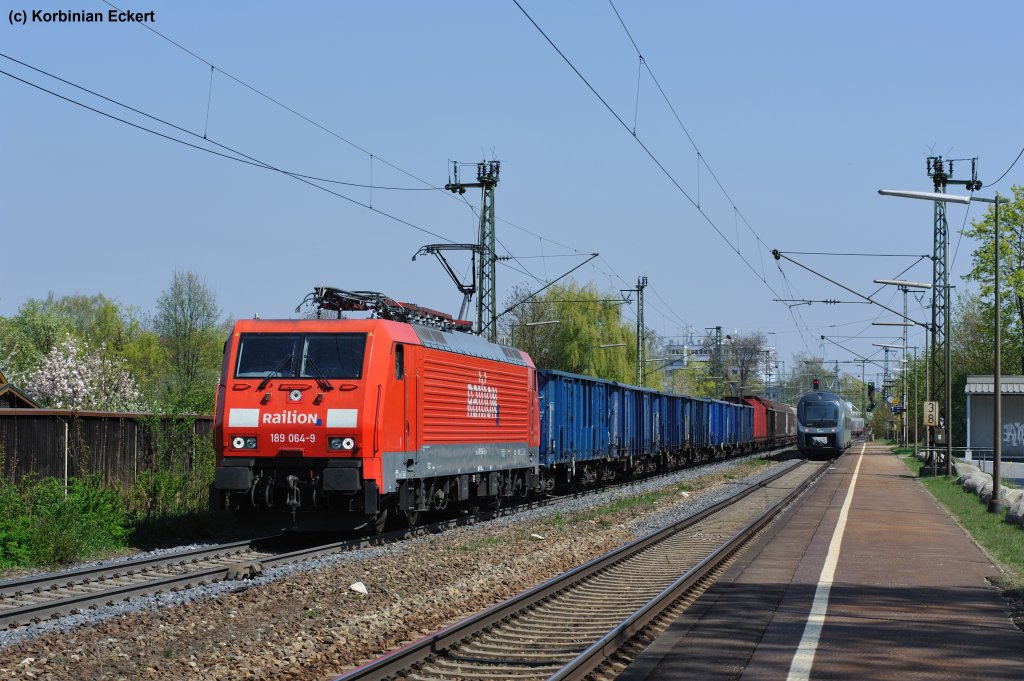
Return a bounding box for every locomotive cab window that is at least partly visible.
[235,334,299,378]
[235,333,367,379]
[301,334,366,379]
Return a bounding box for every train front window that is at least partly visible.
[235,333,367,379]
[801,402,838,425]
[235,335,299,378]
[301,334,366,379]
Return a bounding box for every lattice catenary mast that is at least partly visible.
[924,156,980,476]
[446,161,501,342]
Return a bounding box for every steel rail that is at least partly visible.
[1,445,796,631]
[0,537,272,599]
[334,459,823,681]
[551,462,824,679]
[0,496,585,629]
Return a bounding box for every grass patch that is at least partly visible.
[900,455,1024,589]
[456,535,508,553]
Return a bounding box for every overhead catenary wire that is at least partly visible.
[0,63,455,244]
[4,51,609,317]
[512,0,786,306]
[0,53,439,192]
[21,4,811,359]
[607,0,774,259]
[94,2,767,353]
[99,0,590,263]
[986,144,1024,188]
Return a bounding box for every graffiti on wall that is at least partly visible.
[1003,422,1024,449]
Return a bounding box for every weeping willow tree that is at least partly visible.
[500,282,644,385]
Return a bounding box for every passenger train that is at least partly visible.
[796,389,854,458]
[211,287,798,530]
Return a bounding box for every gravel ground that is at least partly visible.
[0,453,800,680]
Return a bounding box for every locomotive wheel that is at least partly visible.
[400,508,420,529]
[369,507,388,534]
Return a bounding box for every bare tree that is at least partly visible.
[724,331,766,396]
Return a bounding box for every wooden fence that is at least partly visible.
[0,409,213,485]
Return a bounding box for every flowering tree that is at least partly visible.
[27,335,143,412]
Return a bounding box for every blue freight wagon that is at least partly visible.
[538,369,759,486]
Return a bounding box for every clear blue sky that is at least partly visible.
[2,1,1020,385]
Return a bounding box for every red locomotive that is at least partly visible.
[211,288,539,531]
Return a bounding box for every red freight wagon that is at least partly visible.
[724,396,797,450]
[740,396,796,447]
[212,314,539,530]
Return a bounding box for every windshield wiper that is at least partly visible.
[302,355,334,392]
[257,355,293,391]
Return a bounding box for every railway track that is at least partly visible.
[336,458,825,681]
[0,447,795,633]
[0,537,282,629]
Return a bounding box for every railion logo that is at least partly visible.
[262,411,322,426]
[467,371,499,420]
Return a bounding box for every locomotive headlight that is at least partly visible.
[328,437,356,451]
[232,436,245,449]
[245,437,258,449]
[231,436,258,450]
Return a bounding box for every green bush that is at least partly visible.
[0,475,128,569]
[0,414,223,571]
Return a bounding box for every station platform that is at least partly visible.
[621,441,1024,681]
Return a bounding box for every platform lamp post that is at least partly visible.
[879,189,1008,506]
[510,319,559,348]
[589,343,626,376]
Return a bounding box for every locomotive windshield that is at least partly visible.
[799,401,838,426]
[235,333,367,379]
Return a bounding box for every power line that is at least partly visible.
[5,51,609,302]
[0,63,458,242]
[98,0,594,265]
[512,1,787,309]
[99,0,439,192]
[0,53,438,192]
[986,144,1024,188]
[784,250,930,258]
[512,0,798,337]
[607,0,774,259]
